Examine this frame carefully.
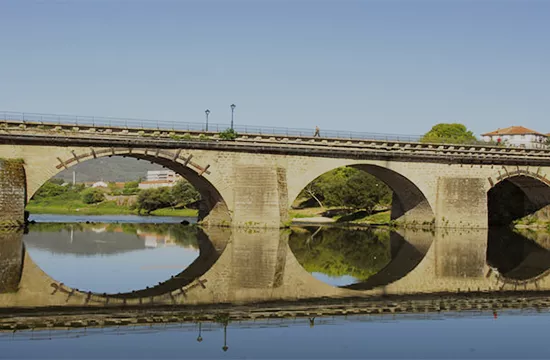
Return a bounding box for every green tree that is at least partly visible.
[136,187,174,214]
[81,188,106,204]
[171,180,200,206]
[33,181,68,199]
[297,167,392,213]
[420,123,477,144]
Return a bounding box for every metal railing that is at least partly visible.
[1,111,422,142]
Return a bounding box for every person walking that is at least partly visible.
[313,126,320,137]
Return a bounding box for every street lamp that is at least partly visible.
[205,109,210,132]
[230,104,236,130]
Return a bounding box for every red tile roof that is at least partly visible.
[482,126,544,136]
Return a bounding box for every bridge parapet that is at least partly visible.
[3,119,550,166]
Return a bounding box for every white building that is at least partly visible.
[138,180,177,189]
[146,170,181,182]
[481,126,547,149]
[91,181,108,188]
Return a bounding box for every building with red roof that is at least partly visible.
[481,126,547,149]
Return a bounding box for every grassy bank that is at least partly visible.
[289,207,391,224]
[26,199,198,217]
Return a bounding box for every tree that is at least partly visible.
[136,187,174,214]
[171,180,200,206]
[33,181,67,199]
[81,188,105,204]
[297,167,392,213]
[420,123,477,144]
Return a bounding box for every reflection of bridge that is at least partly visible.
[3,116,550,228]
[2,227,550,311]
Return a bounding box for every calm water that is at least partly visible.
[29,213,196,224]
[4,214,550,358]
[17,215,550,294]
[2,311,550,358]
[23,221,202,293]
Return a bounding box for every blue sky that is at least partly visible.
[1,1,549,136]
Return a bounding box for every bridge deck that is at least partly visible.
[2,119,550,165]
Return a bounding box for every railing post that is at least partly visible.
[75,116,79,126]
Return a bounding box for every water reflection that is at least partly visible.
[487,228,550,281]
[23,223,205,294]
[4,220,550,309]
[288,226,433,288]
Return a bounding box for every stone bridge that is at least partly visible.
[2,119,550,228]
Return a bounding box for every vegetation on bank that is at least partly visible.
[27,179,199,217]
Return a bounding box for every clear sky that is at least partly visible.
[1,1,549,137]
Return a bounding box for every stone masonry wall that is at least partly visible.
[0,160,26,227]
[1,144,549,229]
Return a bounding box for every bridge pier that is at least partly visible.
[232,165,289,228]
[0,160,26,228]
[435,177,489,228]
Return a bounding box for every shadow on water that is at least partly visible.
[487,227,550,281]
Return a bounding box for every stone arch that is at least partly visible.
[28,147,231,226]
[488,170,550,226]
[290,161,434,224]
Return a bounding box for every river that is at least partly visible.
[2,214,550,358]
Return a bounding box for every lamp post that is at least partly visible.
[230,104,236,130]
[205,109,210,132]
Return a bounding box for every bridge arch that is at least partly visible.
[488,170,550,226]
[289,161,434,224]
[27,148,231,226]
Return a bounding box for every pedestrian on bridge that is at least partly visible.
[314,126,320,137]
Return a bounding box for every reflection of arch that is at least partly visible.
[487,228,550,282]
[344,231,432,290]
[34,150,231,225]
[18,227,228,302]
[488,171,550,226]
[107,227,228,299]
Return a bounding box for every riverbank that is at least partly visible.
[290,207,391,225]
[26,201,198,217]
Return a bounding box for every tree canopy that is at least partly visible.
[420,123,477,144]
[136,180,200,214]
[298,167,392,214]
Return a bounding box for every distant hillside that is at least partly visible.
[54,156,164,182]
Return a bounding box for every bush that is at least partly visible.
[34,181,67,199]
[81,188,106,204]
[219,128,238,140]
